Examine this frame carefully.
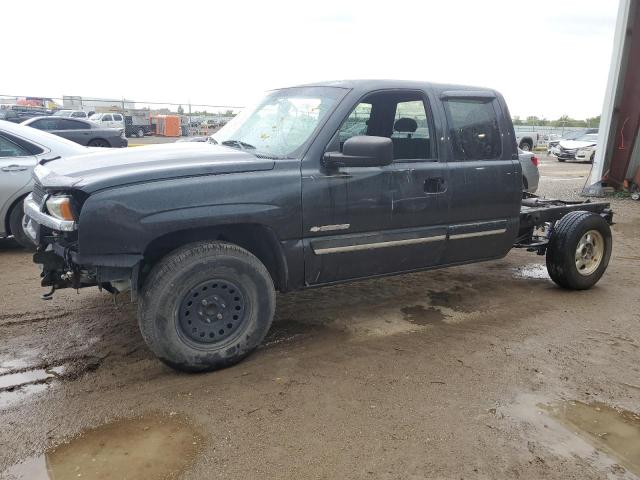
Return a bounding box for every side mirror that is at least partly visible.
[323,136,393,168]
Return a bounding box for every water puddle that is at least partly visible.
[401,305,446,325]
[0,366,65,390]
[5,413,203,479]
[513,263,549,280]
[542,400,640,476]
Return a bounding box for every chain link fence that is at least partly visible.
[0,94,243,140]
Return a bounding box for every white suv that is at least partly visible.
[89,112,125,129]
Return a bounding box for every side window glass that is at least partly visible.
[0,135,30,157]
[113,114,123,121]
[444,99,502,160]
[338,102,371,146]
[102,114,113,122]
[33,119,57,131]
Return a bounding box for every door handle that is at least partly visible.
[1,165,28,172]
[424,177,446,193]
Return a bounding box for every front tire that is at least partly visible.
[138,241,276,372]
[546,211,612,290]
[520,142,532,152]
[8,200,35,250]
[137,128,145,138]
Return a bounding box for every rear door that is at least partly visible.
[53,118,92,145]
[0,134,37,227]
[439,92,521,264]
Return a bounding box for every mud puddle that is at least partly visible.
[401,305,446,325]
[542,400,640,476]
[0,366,65,391]
[5,413,203,479]
[512,263,549,280]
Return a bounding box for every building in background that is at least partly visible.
[62,96,135,112]
[584,0,640,195]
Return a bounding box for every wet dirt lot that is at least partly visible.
[1,154,639,479]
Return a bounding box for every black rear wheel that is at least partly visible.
[88,138,110,147]
[138,241,275,372]
[546,211,612,290]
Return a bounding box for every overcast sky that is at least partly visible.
[3,0,619,119]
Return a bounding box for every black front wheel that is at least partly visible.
[138,241,276,372]
[9,200,35,250]
[546,211,612,290]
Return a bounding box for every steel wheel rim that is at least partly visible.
[178,279,246,344]
[575,229,604,276]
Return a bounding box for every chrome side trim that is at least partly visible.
[23,194,77,232]
[313,235,446,255]
[449,228,506,240]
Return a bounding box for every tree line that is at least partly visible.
[512,115,600,128]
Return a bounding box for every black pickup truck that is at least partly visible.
[23,80,613,372]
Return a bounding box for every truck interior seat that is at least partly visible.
[392,117,430,160]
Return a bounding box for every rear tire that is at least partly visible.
[88,138,110,147]
[138,241,276,372]
[546,211,612,290]
[137,128,145,138]
[8,200,35,250]
[558,158,565,162]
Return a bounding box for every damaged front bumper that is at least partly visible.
[23,194,139,299]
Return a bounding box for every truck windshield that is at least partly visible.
[211,86,346,158]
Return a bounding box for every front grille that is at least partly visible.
[31,182,46,205]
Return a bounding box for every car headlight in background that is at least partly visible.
[45,195,76,221]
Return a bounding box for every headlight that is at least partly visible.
[45,195,76,221]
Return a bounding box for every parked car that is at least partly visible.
[21,117,128,148]
[89,112,125,129]
[547,128,598,153]
[0,120,88,248]
[24,80,613,372]
[1,105,50,123]
[53,110,93,119]
[518,148,540,193]
[550,133,598,162]
[0,109,22,123]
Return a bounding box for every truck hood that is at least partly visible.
[559,140,597,150]
[34,143,276,192]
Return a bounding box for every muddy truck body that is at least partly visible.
[24,80,613,372]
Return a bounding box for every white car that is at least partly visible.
[0,120,88,247]
[89,112,125,129]
[551,133,598,163]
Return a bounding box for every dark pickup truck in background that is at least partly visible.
[23,80,613,372]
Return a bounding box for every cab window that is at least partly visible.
[443,98,502,160]
[335,91,434,161]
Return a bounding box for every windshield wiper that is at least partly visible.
[221,140,256,150]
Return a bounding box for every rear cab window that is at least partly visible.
[443,97,502,160]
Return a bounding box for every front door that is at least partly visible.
[302,90,449,285]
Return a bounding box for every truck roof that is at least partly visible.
[289,79,497,96]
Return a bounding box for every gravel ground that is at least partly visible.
[0,154,638,479]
